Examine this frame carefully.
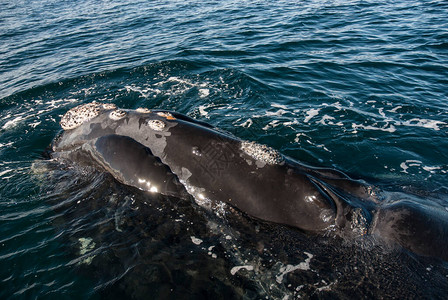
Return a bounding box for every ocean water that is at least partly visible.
[1,0,448,298]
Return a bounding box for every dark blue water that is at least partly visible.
[1,0,448,298]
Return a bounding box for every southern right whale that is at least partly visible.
[50,102,448,261]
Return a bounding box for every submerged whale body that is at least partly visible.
[51,102,448,261]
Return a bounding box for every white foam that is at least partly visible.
[283,118,299,128]
[2,116,24,130]
[266,109,288,117]
[182,180,211,207]
[79,237,95,255]
[352,123,396,133]
[318,115,335,124]
[198,105,209,116]
[316,144,331,152]
[167,76,191,85]
[275,252,313,283]
[28,121,41,128]
[124,85,161,98]
[400,160,422,173]
[422,166,442,173]
[0,169,13,177]
[304,108,320,123]
[317,115,343,126]
[78,237,96,265]
[388,106,402,113]
[400,118,446,131]
[70,87,95,96]
[199,88,210,98]
[271,103,288,109]
[152,76,215,99]
[316,280,338,292]
[400,162,409,173]
[262,120,280,130]
[400,160,445,175]
[230,265,254,275]
[0,142,13,148]
[46,98,76,108]
[190,236,203,245]
[294,132,309,144]
[238,118,253,128]
[312,101,446,134]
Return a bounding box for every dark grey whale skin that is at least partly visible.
[51,107,448,261]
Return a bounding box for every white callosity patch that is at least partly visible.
[157,111,176,120]
[109,109,127,120]
[241,141,283,166]
[114,111,172,159]
[102,103,117,110]
[136,107,151,113]
[60,102,117,130]
[147,119,166,131]
[60,102,102,130]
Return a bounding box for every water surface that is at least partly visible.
[1,0,447,298]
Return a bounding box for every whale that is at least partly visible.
[50,102,448,261]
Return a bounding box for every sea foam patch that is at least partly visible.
[276,252,313,284]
